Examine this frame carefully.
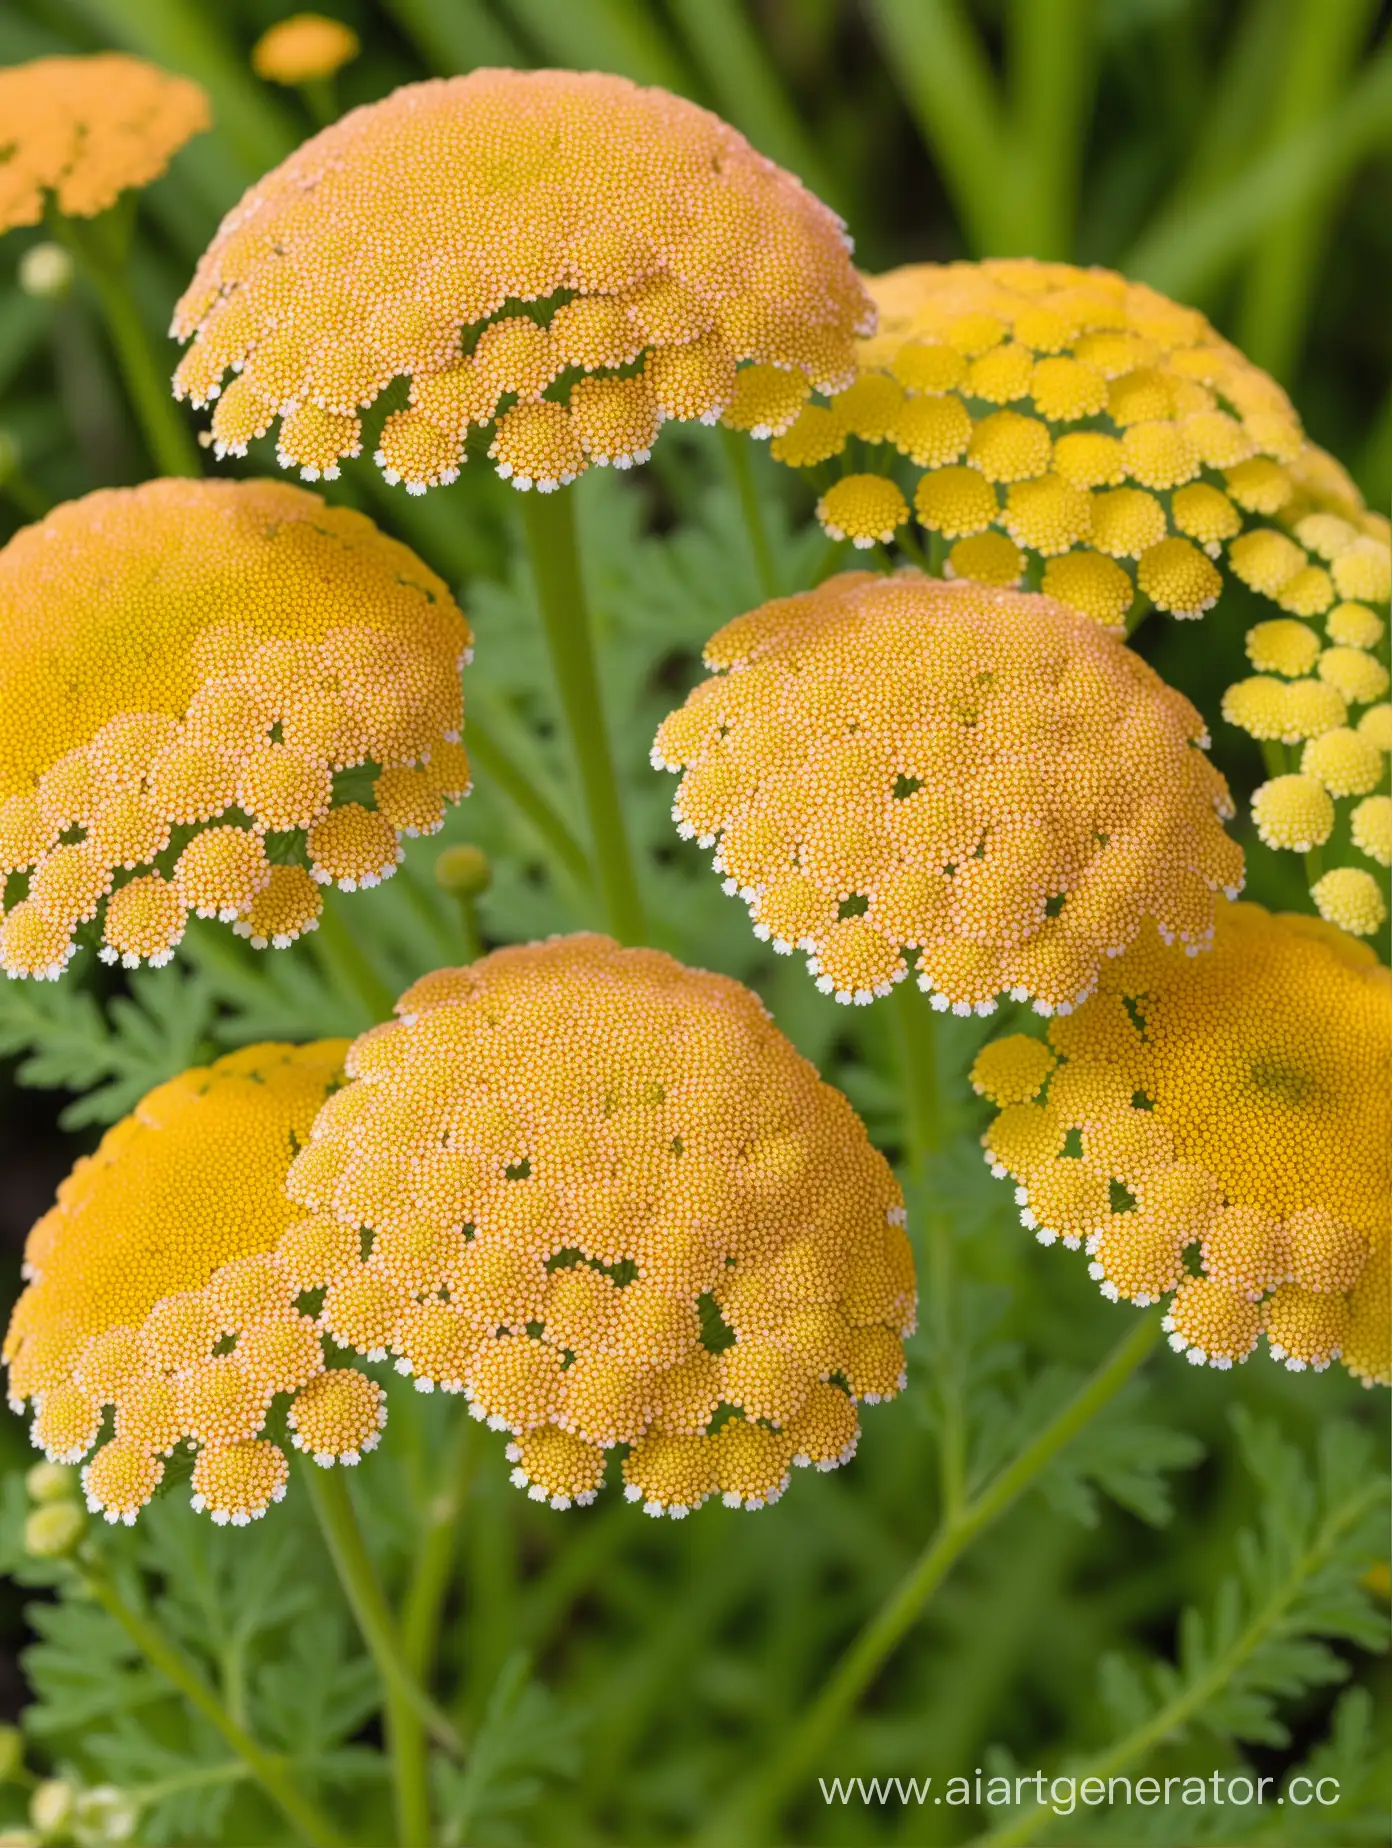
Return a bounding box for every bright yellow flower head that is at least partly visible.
[3,1041,360,1525]
[172,70,872,494]
[251,14,360,86]
[758,259,1390,626]
[653,571,1242,1015]
[0,55,209,231]
[973,904,1391,1387]
[0,480,471,980]
[284,934,911,1516]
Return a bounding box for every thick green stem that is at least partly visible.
[518,492,646,943]
[303,1465,464,1776]
[704,1310,1164,1843]
[720,426,779,599]
[312,895,396,1025]
[82,1563,344,1848]
[51,211,199,479]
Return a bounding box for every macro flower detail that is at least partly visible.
[3,1041,356,1526]
[172,69,872,494]
[972,904,1391,1386]
[283,934,913,1517]
[0,479,471,979]
[653,571,1242,1014]
[0,54,209,230]
[757,258,1390,626]
[251,14,360,86]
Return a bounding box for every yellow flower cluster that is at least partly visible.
[752,258,1391,630]
[1224,602,1389,937]
[653,572,1241,1014]
[286,935,912,1516]
[0,55,209,231]
[251,14,360,86]
[972,904,1390,1386]
[0,479,471,980]
[3,1042,363,1526]
[172,70,871,494]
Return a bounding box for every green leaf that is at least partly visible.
[434,1651,582,1846]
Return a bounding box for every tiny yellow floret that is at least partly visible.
[251,14,360,86]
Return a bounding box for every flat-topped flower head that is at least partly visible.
[754,258,1390,627]
[972,904,1391,1387]
[1224,598,1390,932]
[0,55,209,231]
[172,69,871,493]
[252,14,360,86]
[284,934,911,1517]
[0,479,471,980]
[653,572,1242,1015]
[2,1041,367,1526]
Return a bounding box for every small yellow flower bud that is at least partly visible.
[30,1781,75,1836]
[24,1502,85,1560]
[434,844,492,899]
[18,243,73,301]
[25,1462,78,1506]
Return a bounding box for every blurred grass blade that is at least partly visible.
[865,0,1013,255]
[500,0,694,91]
[668,0,842,208]
[383,0,524,75]
[1126,45,1392,301]
[63,0,298,182]
[1234,0,1377,380]
[1007,0,1098,259]
[1169,0,1297,204]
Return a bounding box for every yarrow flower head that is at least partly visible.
[172,69,872,493]
[652,571,1242,1015]
[750,258,1390,628]
[972,903,1391,1386]
[285,934,912,1517]
[251,14,360,87]
[0,54,209,231]
[0,479,471,980]
[3,1041,358,1527]
[1223,604,1390,936]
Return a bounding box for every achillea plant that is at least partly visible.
[0,479,471,979]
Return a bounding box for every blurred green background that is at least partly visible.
[0,2,1388,1844]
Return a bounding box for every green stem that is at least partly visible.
[969,1468,1384,1847]
[705,1310,1164,1844]
[1123,593,1155,641]
[464,708,590,891]
[51,211,199,479]
[1259,739,1290,781]
[890,981,964,1517]
[303,1463,463,1756]
[298,76,337,127]
[82,1563,344,1848]
[518,491,646,943]
[312,895,397,1025]
[720,425,779,599]
[1007,0,1097,258]
[402,1417,474,1684]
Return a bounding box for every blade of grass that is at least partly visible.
[500,0,694,91]
[864,0,1013,255]
[383,0,524,73]
[1007,0,1099,259]
[1125,45,1392,301]
[668,0,842,207]
[1234,0,1377,380]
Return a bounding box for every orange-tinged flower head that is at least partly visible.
[251,14,360,86]
[653,571,1242,1015]
[284,934,911,1515]
[172,69,872,493]
[2,1041,369,1525]
[973,904,1391,1387]
[761,259,1390,627]
[0,55,209,231]
[0,479,471,980]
